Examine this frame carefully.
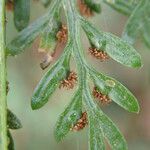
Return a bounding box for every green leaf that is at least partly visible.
[122,0,150,48]
[88,113,105,150]
[84,0,101,13]
[103,0,139,15]
[83,84,128,150]
[81,18,142,68]
[14,0,30,31]
[31,62,67,109]
[31,46,71,110]
[89,67,140,113]
[97,110,127,150]
[7,109,22,130]
[7,14,51,56]
[8,130,15,150]
[7,0,63,56]
[142,16,150,48]
[54,90,82,141]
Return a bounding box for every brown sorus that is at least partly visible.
[77,0,93,17]
[59,71,77,89]
[93,87,112,105]
[71,112,88,131]
[89,47,109,61]
[56,25,68,43]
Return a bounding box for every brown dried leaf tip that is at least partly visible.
[6,0,14,11]
[89,47,109,61]
[40,53,53,70]
[71,112,88,131]
[59,71,77,89]
[93,87,112,105]
[77,0,93,17]
[56,25,68,43]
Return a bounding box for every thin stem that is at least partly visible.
[0,0,8,150]
[64,0,88,87]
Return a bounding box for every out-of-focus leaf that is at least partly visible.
[54,90,82,141]
[7,14,49,56]
[7,109,22,130]
[31,46,71,110]
[88,67,140,113]
[88,113,105,150]
[81,18,142,68]
[84,0,101,13]
[142,16,150,48]
[122,0,150,48]
[41,0,51,7]
[14,0,30,31]
[83,85,128,150]
[103,0,139,15]
[7,0,62,56]
[8,130,14,150]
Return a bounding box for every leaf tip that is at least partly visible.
[54,128,64,143]
[131,55,143,68]
[130,100,140,114]
[31,104,39,110]
[17,120,23,129]
[31,98,42,110]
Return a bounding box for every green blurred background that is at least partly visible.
[6,1,150,150]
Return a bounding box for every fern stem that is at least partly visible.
[0,0,8,150]
[64,0,88,87]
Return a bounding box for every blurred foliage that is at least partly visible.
[103,0,139,15]
[104,0,150,49]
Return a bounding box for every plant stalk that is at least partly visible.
[0,0,8,150]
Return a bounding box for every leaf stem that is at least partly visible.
[0,0,8,150]
[64,0,88,87]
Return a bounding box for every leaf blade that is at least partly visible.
[7,14,50,56]
[122,0,144,43]
[121,0,150,49]
[31,62,67,109]
[81,19,142,68]
[88,113,105,150]
[54,90,82,142]
[83,85,128,150]
[7,109,22,130]
[89,67,140,113]
[14,0,30,31]
[31,47,71,110]
[97,110,128,150]
[103,0,139,16]
[7,0,63,56]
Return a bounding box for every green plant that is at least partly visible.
[104,0,150,48]
[1,0,149,150]
[0,1,7,149]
